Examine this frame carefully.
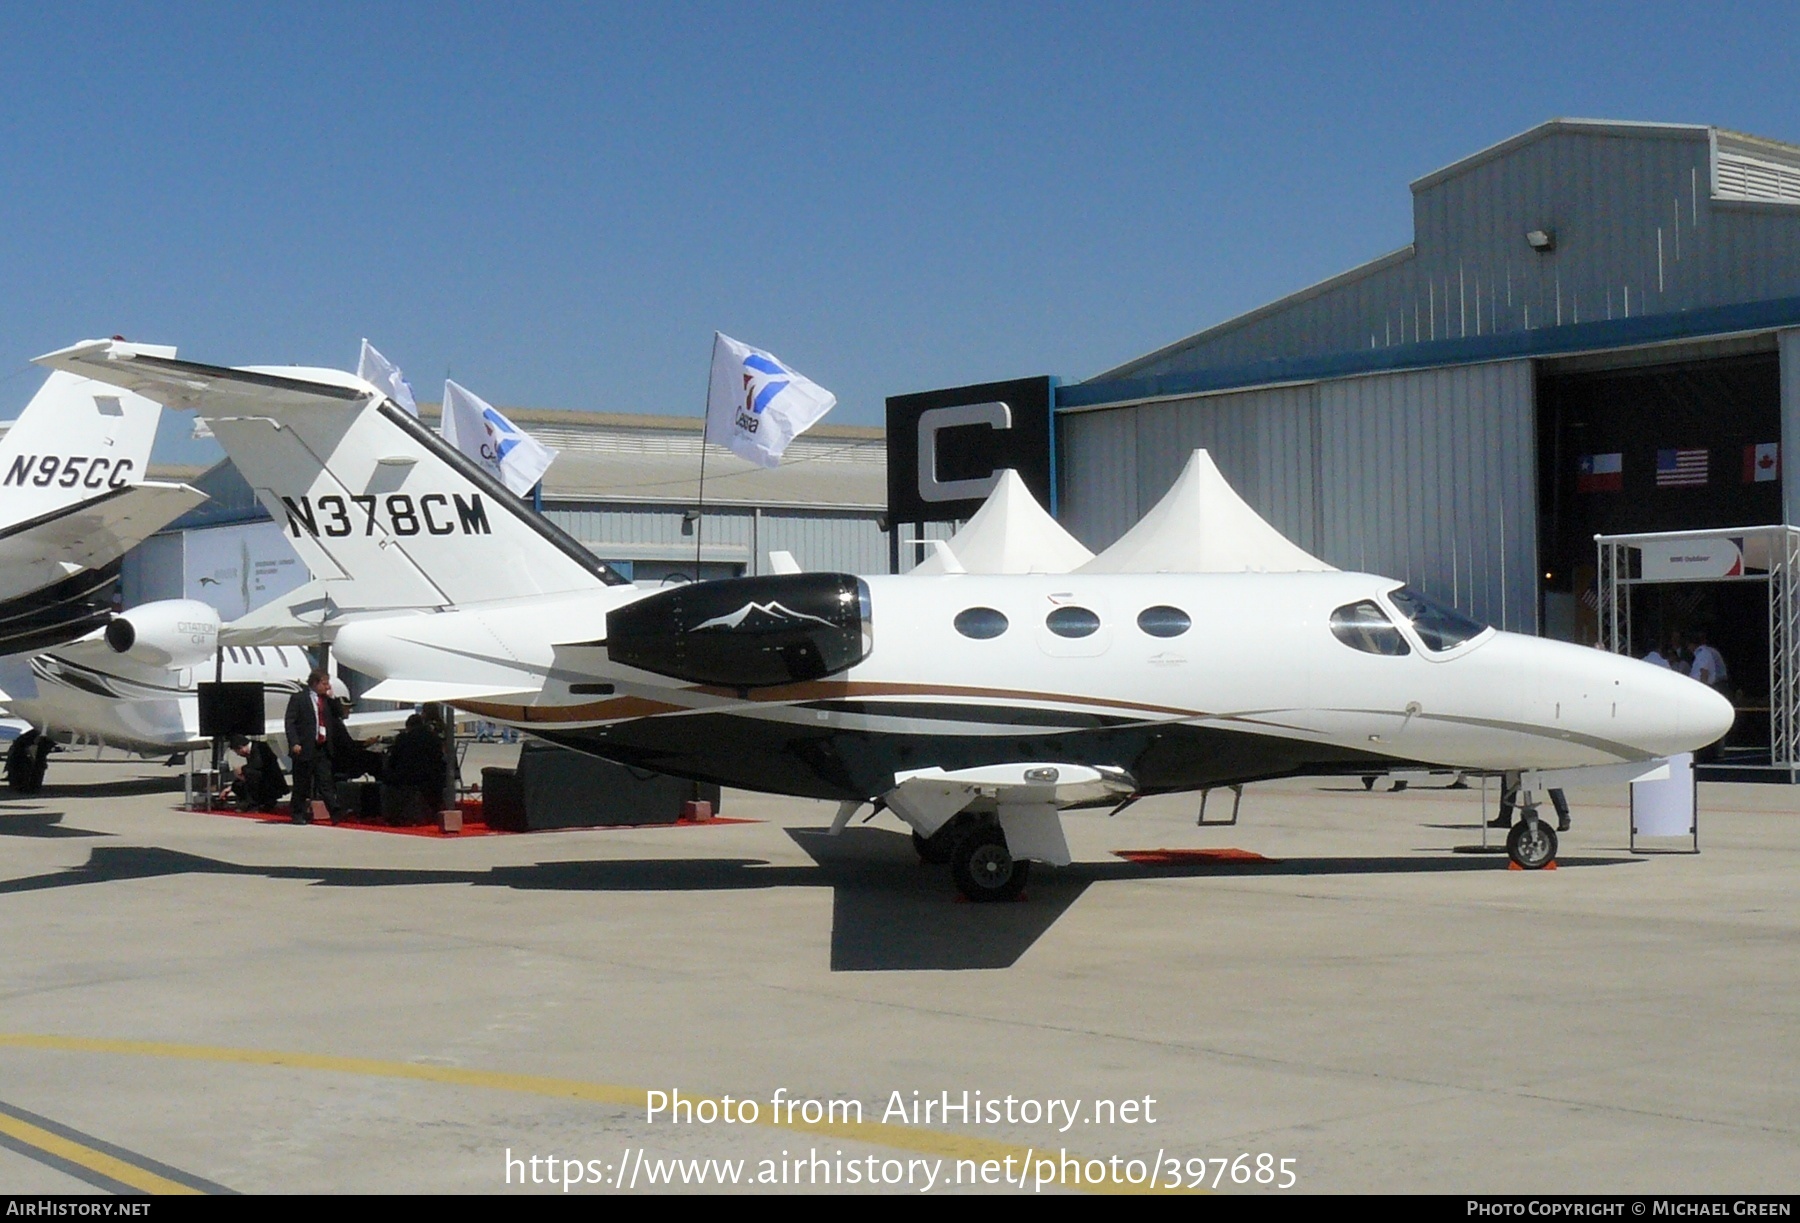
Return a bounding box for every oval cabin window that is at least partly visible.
[1136,605,1191,638]
[953,607,1009,640]
[1045,606,1101,638]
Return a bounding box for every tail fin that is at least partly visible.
[35,340,625,614]
[0,364,167,525]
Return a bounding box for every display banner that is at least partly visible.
[1638,536,1743,580]
[1631,752,1695,837]
[183,521,310,620]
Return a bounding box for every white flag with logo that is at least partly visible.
[704,333,837,468]
[440,380,557,496]
[356,339,419,416]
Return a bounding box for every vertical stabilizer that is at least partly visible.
[0,364,169,525]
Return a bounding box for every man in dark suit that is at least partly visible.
[284,668,343,824]
[228,734,289,813]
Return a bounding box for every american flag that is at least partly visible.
[1656,448,1708,487]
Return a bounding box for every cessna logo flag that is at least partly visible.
[357,340,419,417]
[440,380,557,496]
[705,333,837,468]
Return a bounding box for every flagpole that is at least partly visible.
[695,336,713,581]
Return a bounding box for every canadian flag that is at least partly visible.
[1744,442,1779,483]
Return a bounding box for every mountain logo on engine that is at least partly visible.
[692,601,837,633]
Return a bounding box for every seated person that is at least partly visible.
[228,735,290,813]
[381,713,447,825]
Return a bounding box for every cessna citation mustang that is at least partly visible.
[38,340,1734,899]
[0,599,304,793]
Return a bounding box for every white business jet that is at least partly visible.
[0,356,207,786]
[36,340,1733,896]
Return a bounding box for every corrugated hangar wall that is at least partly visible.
[1058,359,1538,632]
[543,504,902,576]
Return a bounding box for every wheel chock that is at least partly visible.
[1506,860,1558,871]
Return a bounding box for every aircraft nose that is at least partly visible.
[1631,662,1735,757]
[1678,676,1736,752]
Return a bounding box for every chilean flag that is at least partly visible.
[1577,452,1623,493]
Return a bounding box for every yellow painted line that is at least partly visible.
[0,1033,1186,1194]
[0,1109,200,1195]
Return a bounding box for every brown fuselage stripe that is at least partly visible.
[459,696,686,723]
[688,679,1207,719]
[457,682,1206,725]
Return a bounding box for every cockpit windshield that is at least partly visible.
[1385,586,1489,652]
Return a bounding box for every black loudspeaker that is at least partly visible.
[198,682,266,738]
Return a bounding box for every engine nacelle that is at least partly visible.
[606,572,871,688]
[104,599,221,669]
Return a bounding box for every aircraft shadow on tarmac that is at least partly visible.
[0,811,113,839]
[30,774,188,799]
[0,826,1636,972]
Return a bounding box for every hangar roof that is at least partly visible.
[1071,119,1800,410]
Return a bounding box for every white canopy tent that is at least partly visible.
[910,469,1094,575]
[1079,450,1333,574]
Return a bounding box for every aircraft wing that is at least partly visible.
[359,678,538,705]
[35,341,370,415]
[0,482,206,571]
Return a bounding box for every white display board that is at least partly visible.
[182,522,310,620]
[1638,537,1745,581]
[1631,751,1697,849]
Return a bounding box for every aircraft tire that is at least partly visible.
[951,826,1028,903]
[7,732,44,795]
[913,812,975,865]
[1505,819,1557,870]
[912,830,952,865]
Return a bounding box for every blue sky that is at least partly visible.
[2,1,1796,463]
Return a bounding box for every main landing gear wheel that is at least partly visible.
[951,826,1029,903]
[912,812,975,865]
[1506,818,1558,870]
[912,830,952,865]
[6,731,48,795]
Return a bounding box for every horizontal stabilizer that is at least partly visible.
[0,481,205,585]
[35,340,620,613]
[219,579,339,646]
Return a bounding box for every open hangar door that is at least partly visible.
[1535,344,1782,651]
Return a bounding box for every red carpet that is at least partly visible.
[1113,848,1277,865]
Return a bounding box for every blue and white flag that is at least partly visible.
[705,333,837,468]
[357,339,419,416]
[441,380,557,496]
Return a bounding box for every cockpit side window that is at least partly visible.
[1386,586,1488,652]
[1330,600,1411,656]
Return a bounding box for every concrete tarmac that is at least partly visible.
[0,747,1794,1195]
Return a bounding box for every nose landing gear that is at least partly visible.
[1505,809,1559,870]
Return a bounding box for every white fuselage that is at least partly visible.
[0,643,311,754]
[331,571,1733,800]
